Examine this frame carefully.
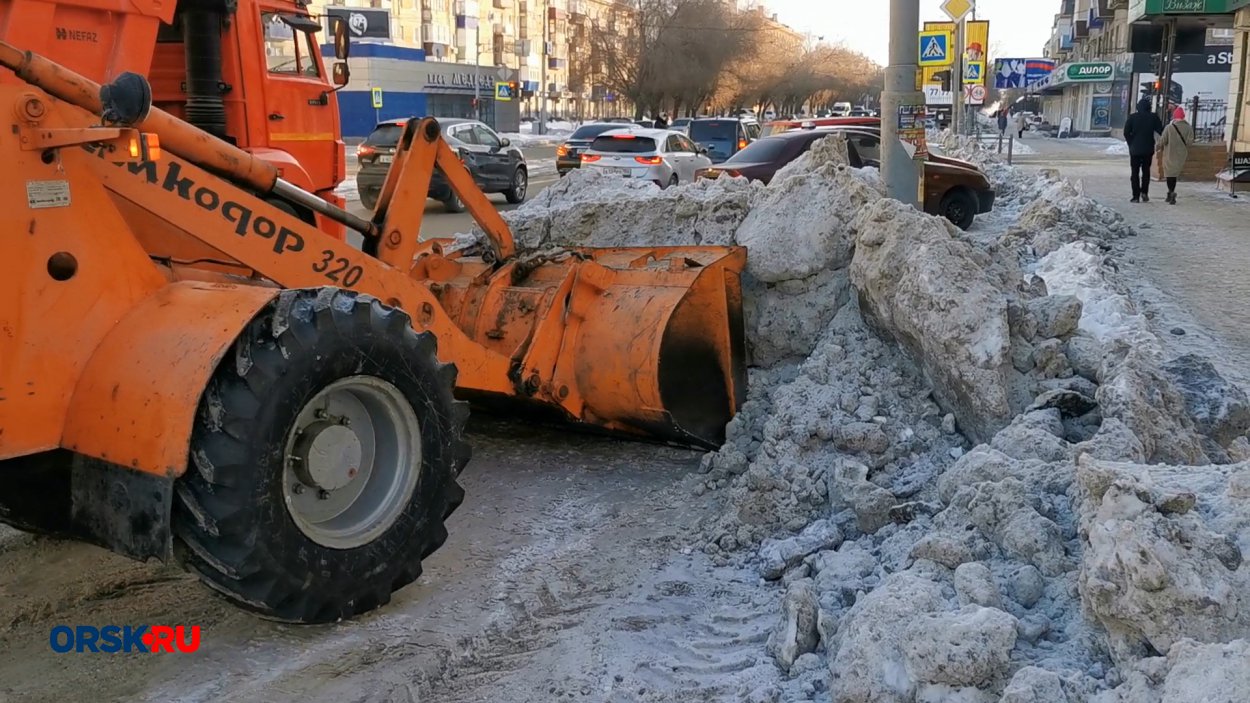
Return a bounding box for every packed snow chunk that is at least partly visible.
[1074,417,1147,462]
[772,131,850,182]
[811,540,880,595]
[1097,639,1250,703]
[954,562,1004,609]
[827,571,948,703]
[851,198,1015,444]
[502,167,756,250]
[1098,346,1213,465]
[767,579,821,672]
[1162,354,1250,449]
[990,408,1072,463]
[745,268,850,367]
[736,135,882,283]
[1026,295,1082,341]
[938,477,1071,576]
[902,605,1018,688]
[758,519,844,580]
[936,445,1062,505]
[1036,242,1157,353]
[1000,666,1071,703]
[829,458,898,535]
[1077,456,1250,663]
[1006,180,1133,257]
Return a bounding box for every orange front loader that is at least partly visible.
[0,40,746,620]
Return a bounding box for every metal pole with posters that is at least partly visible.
[953,19,964,134]
[883,0,925,207]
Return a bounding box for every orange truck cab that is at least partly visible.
[0,0,349,234]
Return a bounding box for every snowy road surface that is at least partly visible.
[0,421,785,703]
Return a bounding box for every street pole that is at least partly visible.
[474,22,481,121]
[952,18,965,135]
[538,0,549,136]
[882,0,924,207]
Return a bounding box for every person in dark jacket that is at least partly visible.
[997,109,1009,136]
[1122,98,1164,202]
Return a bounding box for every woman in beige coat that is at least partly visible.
[1157,107,1195,204]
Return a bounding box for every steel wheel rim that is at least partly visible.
[282,376,422,549]
[515,169,527,198]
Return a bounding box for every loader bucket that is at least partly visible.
[435,245,748,448]
[568,247,748,447]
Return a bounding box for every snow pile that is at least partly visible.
[495,125,1250,700]
[1006,179,1136,257]
[501,168,759,250]
[1104,142,1130,156]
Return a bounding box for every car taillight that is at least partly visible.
[581,154,601,162]
[634,155,663,165]
[738,140,748,149]
[357,144,376,158]
[556,144,569,157]
[726,169,742,177]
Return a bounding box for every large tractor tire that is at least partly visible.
[172,288,470,623]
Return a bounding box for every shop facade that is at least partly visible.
[326,43,521,138]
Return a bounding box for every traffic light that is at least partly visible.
[933,70,953,92]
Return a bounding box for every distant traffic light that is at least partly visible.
[933,70,953,92]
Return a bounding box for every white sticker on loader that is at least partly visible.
[26,179,71,209]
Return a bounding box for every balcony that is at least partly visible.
[569,0,587,18]
[548,57,566,70]
[494,0,513,7]
[456,14,478,29]
[548,6,565,20]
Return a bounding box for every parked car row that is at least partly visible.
[356,118,528,212]
[702,125,995,230]
[356,113,992,229]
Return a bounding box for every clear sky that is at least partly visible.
[766,0,1057,65]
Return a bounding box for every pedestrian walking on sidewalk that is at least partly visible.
[1015,112,1027,139]
[997,110,1009,137]
[1123,98,1164,203]
[1156,106,1195,205]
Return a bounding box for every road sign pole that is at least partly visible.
[882,0,924,208]
[953,18,965,135]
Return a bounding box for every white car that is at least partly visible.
[579,128,712,187]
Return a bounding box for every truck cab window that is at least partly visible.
[263,12,321,77]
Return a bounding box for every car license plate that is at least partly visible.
[605,167,631,176]
[378,155,393,164]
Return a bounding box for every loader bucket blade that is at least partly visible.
[562,247,747,448]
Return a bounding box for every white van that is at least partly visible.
[832,102,853,117]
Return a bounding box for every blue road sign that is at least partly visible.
[919,31,953,67]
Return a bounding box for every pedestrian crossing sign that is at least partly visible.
[963,61,985,84]
[919,31,953,67]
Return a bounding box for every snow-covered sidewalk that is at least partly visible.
[1015,137,1250,387]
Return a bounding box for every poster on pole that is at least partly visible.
[922,20,989,105]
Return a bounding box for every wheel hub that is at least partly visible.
[292,421,362,492]
[281,376,423,549]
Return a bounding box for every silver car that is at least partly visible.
[579,128,712,187]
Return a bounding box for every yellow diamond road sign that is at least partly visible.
[941,0,973,21]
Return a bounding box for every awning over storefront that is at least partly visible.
[1128,0,1250,23]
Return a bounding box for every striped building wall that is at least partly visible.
[323,43,429,138]
[322,43,521,138]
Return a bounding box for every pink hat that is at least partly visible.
[1173,107,1186,120]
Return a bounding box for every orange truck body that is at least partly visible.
[0,6,747,573]
[0,0,345,231]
